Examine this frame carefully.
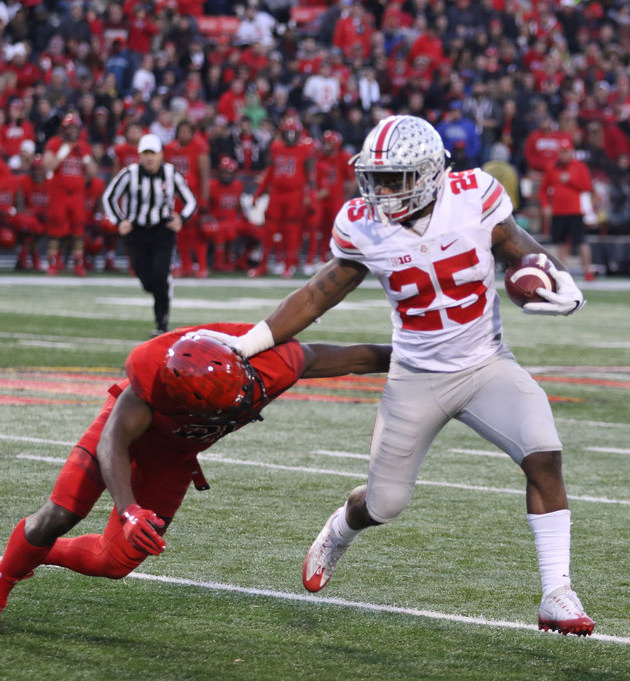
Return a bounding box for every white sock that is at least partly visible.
[527,509,572,598]
[331,503,361,544]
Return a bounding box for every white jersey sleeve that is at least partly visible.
[330,170,514,372]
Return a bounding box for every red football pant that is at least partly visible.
[262,189,305,268]
[177,219,207,274]
[0,388,196,584]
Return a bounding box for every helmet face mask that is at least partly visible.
[353,115,448,224]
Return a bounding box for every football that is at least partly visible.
[504,254,557,307]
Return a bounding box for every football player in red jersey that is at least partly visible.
[0,325,390,613]
[206,156,261,272]
[164,120,211,277]
[112,120,143,174]
[43,112,98,276]
[13,155,50,271]
[305,130,356,270]
[83,164,119,272]
[249,116,315,278]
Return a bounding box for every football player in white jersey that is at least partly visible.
[214,115,594,636]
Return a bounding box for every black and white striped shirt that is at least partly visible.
[102,162,197,229]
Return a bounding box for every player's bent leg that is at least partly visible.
[0,501,81,613]
[45,508,171,578]
[521,450,568,515]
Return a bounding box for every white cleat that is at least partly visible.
[302,507,349,593]
[538,585,595,636]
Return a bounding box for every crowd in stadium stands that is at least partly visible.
[0,0,629,277]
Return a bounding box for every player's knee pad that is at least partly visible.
[365,482,414,524]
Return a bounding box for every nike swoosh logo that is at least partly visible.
[441,239,457,251]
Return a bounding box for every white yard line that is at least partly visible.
[128,571,630,646]
[11,447,630,507]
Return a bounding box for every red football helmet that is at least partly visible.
[218,155,238,183]
[219,156,238,173]
[0,228,16,250]
[280,117,302,145]
[159,332,255,416]
[322,130,342,152]
[61,112,82,128]
[84,235,105,256]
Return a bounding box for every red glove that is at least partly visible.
[121,504,166,555]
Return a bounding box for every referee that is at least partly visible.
[102,134,197,335]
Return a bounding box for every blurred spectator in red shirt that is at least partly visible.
[408,15,443,68]
[333,0,374,60]
[523,115,573,174]
[127,4,159,57]
[0,98,35,160]
[218,79,246,123]
[539,138,595,280]
[102,2,129,52]
[6,43,42,96]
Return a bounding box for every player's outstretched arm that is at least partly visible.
[300,343,392,379]
[235,258,369,359]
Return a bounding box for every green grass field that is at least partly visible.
[1,272,629,681]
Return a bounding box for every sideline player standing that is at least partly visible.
[0,325,390,612]
[164,120,211,278]
[43,113,97,276]
[102,133,197,336]
[249,116,315,278]
[218,115,595,636]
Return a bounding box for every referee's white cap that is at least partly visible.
[138,134,163,153]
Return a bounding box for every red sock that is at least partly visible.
[0,518,53,580]
[0,518,53,611]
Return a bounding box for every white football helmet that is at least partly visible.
[353,115,448,224]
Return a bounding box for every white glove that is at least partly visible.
[522,265,585,316]
[190,328,241,347]
[57,143,72,161]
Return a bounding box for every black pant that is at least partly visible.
[126,226,176,331]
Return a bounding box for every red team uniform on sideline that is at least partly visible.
[307,141,354,265]
[164,132,210,277]
[19,173,51,236]
[42,323,303,577]
[253,131,315,275]
[0,174,21,228]
[207,169,261,271]
[113,141,140,171]
[44,135,91,238]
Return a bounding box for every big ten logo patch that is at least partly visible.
[390,254,412,267]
